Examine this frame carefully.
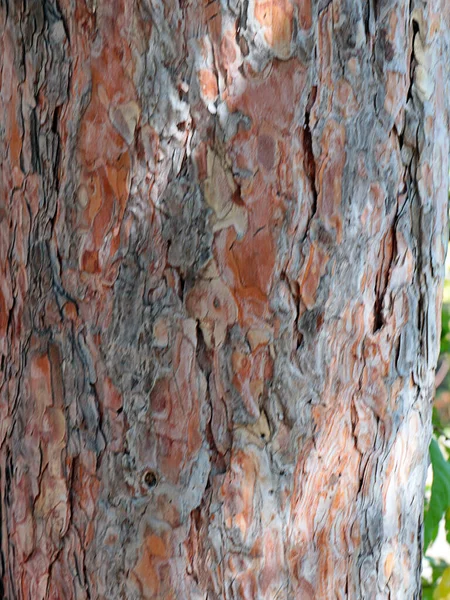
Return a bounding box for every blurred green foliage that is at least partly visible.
[422,296,450,598]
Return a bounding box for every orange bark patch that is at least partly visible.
[31,353,53,415]
[81,249,99,274]
[76,35,136,283]
[229,58,306,127]
[253,0,294,58]
[103,377,122,412]
[215,59,306,332]
[298,243,329,309]
[133,551,160,598]
[294,0,312,29]
[132,531,174,598]
[9,102,23,169]
[146,534,169,559]
[198,68,219,101]
[230,219,276,295]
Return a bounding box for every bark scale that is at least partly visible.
[0,0,449,598]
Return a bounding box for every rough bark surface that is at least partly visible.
[1,0,450,598]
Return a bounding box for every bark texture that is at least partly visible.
[1,0,450,598]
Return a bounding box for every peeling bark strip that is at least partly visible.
[0,0,449,598]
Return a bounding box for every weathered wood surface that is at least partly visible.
[1,0,449,598]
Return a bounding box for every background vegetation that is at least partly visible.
[423,275,450,599]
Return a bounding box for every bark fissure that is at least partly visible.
[303,85,318,214]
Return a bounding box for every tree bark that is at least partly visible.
[1,0,449,598]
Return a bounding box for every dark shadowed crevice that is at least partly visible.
[373,282,384,332]
[30,107,42,174]
[373,228,396,333]
[303,86,318,213]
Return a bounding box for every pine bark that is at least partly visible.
[1,0,449,598]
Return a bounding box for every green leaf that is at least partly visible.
[440,305,450,354]
[433,408,444,430]
[441,338,450,356]
[446,507,450,545]
[441,305,450,334]
[430,559,450,584]
[422,582,434,600]
[424,439,450,551]
[433,566,450,599]
[422,560,450,600]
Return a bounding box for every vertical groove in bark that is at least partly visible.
[0,0,449,599]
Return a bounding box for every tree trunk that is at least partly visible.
[1,0,449,598]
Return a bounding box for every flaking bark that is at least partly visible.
[1,0,450,598]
